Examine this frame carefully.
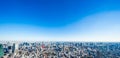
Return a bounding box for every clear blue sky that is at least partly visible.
[0,0,120,41]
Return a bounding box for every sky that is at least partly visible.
[0,0,120,42]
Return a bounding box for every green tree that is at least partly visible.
[0,44,4,57]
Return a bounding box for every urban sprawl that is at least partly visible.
[0,41,120,58]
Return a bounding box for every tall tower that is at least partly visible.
[96,51,102,58]
[12,43,15,53]
[13,42,19,54]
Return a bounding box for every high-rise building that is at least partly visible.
[96,51,102,58]
[12,43,19,54]
[12,43,15,53]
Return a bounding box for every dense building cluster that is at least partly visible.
[0,41,120,58]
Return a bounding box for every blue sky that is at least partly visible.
[0,0,120,41]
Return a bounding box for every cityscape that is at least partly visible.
[0,41,120,58]
[0,0,120,58]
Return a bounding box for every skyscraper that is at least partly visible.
[12,43,15,53]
